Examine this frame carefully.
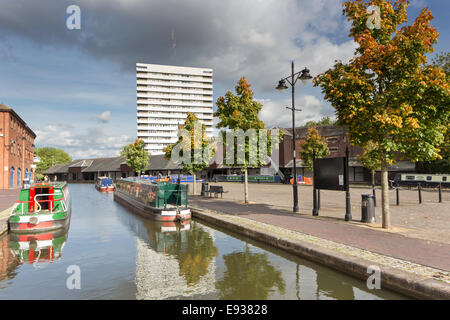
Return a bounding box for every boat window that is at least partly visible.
[406,176,415,180]
[443,177,447,182]
[426,176,432,181]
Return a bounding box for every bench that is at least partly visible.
[208,185,228,198]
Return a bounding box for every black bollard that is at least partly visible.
[312,186,318,216]
[396,184,400,206]
[439,183,442,203]
[418,183,422,204]
[372,184,377,207]
[317,189,321,210]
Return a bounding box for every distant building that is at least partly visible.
[136,63,214,155]
[44,157,134,182]
[278,125,415,183]
[0,104,36,189]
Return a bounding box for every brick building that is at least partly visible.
[278,125,415,183]
[0,104,36,189]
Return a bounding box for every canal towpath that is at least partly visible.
[190,196,450,299]
[0,189,19,236]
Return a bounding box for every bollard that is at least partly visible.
[396,184,400,206]
[418,183,422,204]
[439,183,442,203]
[312,186,318,216]
[317,189,321,210]
[372,184,377,207]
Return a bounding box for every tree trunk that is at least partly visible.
[244,169,249,204]
[381,160,390,229]
[193,173,196,196]
[371,169,375,187]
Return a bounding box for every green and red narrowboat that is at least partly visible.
[9,182,71,233]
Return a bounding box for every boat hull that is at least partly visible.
[114,190,191,222]
[96,186,115,192]
[9,198,72,234]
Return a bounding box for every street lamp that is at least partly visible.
[276,62,312,213]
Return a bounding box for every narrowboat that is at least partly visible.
[9,182,71,233]
[95,176,115,192]
[114,178,191,222]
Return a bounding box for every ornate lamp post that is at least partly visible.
[276,62,312,213]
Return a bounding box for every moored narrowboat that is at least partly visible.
[9,182,71,233]
[95,176,115,192]
[114,178,191,222]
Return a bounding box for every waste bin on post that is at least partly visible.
[361,194,376,223]
[201,182,209,196]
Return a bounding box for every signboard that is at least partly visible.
[34,157,41,163]
[314,157,347,191]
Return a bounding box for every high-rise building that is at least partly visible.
[136,63,213,155]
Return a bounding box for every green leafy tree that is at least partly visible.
[216,244,286,299]
[358,140,381,186]
[35,147,72,173]
[120,139,149,177]
[215,77,273,203]
[305,116,335,127]
[314,0,450,229]
[415,52,450,173]
[164,112,214,195]
[299,127,330,171]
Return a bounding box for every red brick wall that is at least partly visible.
[0,111,35,189]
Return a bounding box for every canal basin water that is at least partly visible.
[0,184,406,300]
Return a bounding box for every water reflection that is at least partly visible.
[117,211,218,299]
[0,185,406,300]
[216,244,285,300]
[0,227,68,286]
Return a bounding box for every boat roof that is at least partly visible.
[28,181,67,189]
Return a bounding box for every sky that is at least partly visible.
[0,0,448,159]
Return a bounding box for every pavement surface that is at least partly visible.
[187,182,450,244]
[0,189,19,235]
[190,195,450,272]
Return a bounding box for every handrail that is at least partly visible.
[15,193,67,214]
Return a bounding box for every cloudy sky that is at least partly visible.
[0,0,448,159]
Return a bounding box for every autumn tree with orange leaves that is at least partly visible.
[315,0,449,229]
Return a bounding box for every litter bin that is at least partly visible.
[361,194,376,223]
[201,182,209,196]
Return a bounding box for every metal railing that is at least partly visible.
[15,193,67,214]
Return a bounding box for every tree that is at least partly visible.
[163,112,214,195]
[415,52,450,173]
[358,140,381,186]
[120,139,149,177]
[299,127,330,171]
[314,0,450,229]
[35,147,72,173]
[305,116,336,127]
[215,77,267,204]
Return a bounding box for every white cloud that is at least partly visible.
[258,95,335,129]
[91,110,111,123]
[35,123,134,159]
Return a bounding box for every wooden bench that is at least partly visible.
[208,185,228,198]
